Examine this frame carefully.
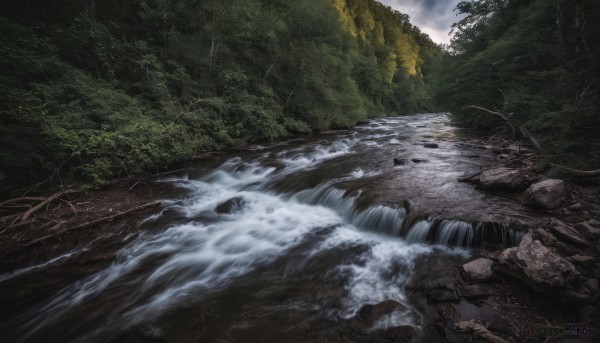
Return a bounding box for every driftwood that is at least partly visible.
[24,202,161,247]
[19,189,79,222]
[550,164,600,177]
[467,106,542,151]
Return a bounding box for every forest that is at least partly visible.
[1,0,599,195]
[0,0,440,197]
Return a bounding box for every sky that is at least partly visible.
[377,0,464,44]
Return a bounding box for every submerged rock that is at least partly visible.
[462,258,494,281]
[215,197,247,214]
[479,168,525,189]
[499,233,580,288]
[356,300,405,326]
[423,143,439,148]
[523,179,567,209]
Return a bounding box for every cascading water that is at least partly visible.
[0,114,541,343]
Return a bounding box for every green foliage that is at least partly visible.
[437,0,600,167]
[0,0,441,197]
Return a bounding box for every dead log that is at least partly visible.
[19,189,79,222]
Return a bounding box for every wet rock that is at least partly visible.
[499,233,580,288]
[408,255,463,303]
[462,258,494,281]
[356,300,405,326]
[568,203,583,211]
[549,219,587,246]
[577,220,600,239]
[455,320,509,343]
[377,325,416,342]
[479,168,525,189]
[394,158,408,166]
[569,255,595,266]
[423,143,439,148]
[523,179,567,210]
[215,197,247,214]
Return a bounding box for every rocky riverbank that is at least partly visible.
[407,137,600,342]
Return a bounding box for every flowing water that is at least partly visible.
[0,114,543,342]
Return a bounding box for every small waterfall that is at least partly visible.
[404,219,524,248]
[295,184,523,248]
[351,205,406,236]
[405,220,432,243]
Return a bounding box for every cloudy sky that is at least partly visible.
[377,0,464,44]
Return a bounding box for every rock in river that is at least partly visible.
[479,168,525,189]
[523,179,567,210]
[499,233,580,288]
[462,258,494,281]
[423,143,439,148]
[356,300,405,326]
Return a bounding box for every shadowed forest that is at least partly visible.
[2,0,597,197]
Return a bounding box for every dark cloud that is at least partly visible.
[377,0,464,43]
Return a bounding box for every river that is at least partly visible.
[1,114,542,342]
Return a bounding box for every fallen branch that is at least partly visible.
[0,197,46,207]
[20,189,79,222]
[467,105,542,151]
[24,202,161,247]
[550,164,600,177]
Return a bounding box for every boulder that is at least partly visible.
[356,300,405,326]
[479,168,524,189]
[423,143,439,148]
[523,179,567,210]
[499,233,580,288]
[462,258,494,281]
